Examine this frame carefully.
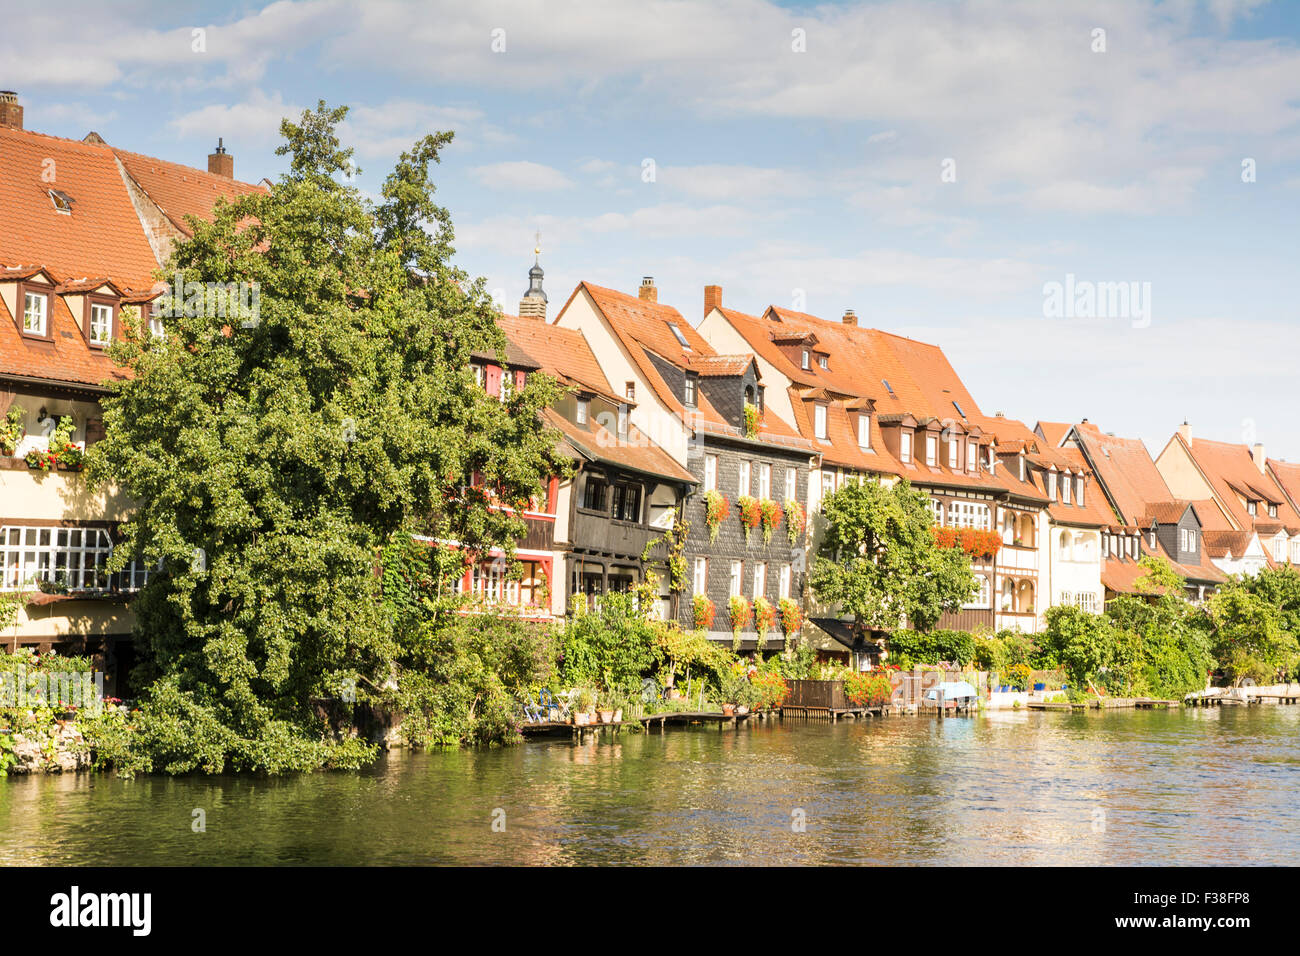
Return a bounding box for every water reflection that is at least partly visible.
[1,707,1297,865]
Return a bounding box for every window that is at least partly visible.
[625,381,635,400]
[1076,476,1085,507]
[818,355,828,369]
[472,363,485,389]
[617,403,629,439]
[577,398,589,425]
[948,438,959,468]
[612,482,641,522]
[857,414,871,449]
[693,557,707,595]
[684,375,697,407]
[925,434,938,466]
[738,460,751,497]
[582,475,607,512]
[1102,535,1109,558]
[1268,503,1278,518]
[1048,471,1058,500]
[148,308,165,338]
[499,370,512,402]
[1062,476,1072,504]
[1247,500,1257,516]
[966,441,977,473]
[801,350,810,370]
[758,463,771,499]
[668,323,691,349]
[948,501,991,530]
[1149,529,1157,549]
[929,498,944,525]
[784,468,797,502]
[779,563,792,599]
[23,291,48,336]
[0,526,150,592]
[821,469,835,501]
[1182,528,1197,553]
[752,562,766,599]
[704,454,718,492]
[964,575,991,609]
[814,404,828,440]
[953,400,966,418]
[899,430,912,463]
[882,379,895,397]
[88,302,113,346]
[48,189,74,213]
[729,560,742,598]
[1018,455,1026,482]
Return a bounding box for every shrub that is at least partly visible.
[886,628,976,668]
[844,671,893,706]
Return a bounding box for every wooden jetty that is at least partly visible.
[780,704,886,721]
[1250,692,1300,705]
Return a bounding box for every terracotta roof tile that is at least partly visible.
[1174,434,1300,535]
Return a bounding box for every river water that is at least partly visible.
[2,706,1296,866]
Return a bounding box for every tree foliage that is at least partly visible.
[810,479,976,638]
[89,102,563,772]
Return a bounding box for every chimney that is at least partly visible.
[1177,421,1192,448]
[638,276,657,303]
[704,284,722,316]
[208,138,234,179]
[842,309,857,326]
[1252,442,1266,474]
[0,91,22,131]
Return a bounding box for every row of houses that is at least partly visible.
[3,95,1299,682]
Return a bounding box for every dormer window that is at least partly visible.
[668,323,690,349]
[1149,528,1157,549]
[1247,500,1257,516]
[1018,455,1026,482]
[801,350,810,370]
[22,290,49,336]
[617,403,629,440]
[899,430,913,463]
[683,374,697,407]
[966,441,977,473]
[925,434,938,466]
[814,403,828,440]
[818,354,828,370]
[1075,476,1084,506]
[1062,475,1072,504]
[1048,471,1058,500]
[48,189,74,214]
[577,398,589,425]
[1182,528,1197,553]
[1268,503,1278,518]
[948,438,959,469]
[857,414,871,449]
[88,302,114,347]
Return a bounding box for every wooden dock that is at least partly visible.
[1028,697,1179,711]
[779,704,886,721]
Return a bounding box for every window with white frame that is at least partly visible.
[23,291,48,335]
[758,463,771,499]
[784,468,797,502]
[928,498,945,526]
[729,560,742,598]
[684,375,697,407]
[821,469,835,500]
[88,302,113,346]
[926,434,938,466]
[1182,528,1196,552]
[966,442,977,472]
[964,575,991,609]
[779,563,791,599]
[858,414,870,449]
[1247,499,1257,516]
[1048,471,1058,500]
[752,562,767,599]
[1062,475,1072,504]
[948,500,991,530]
[801,350,810,370]
[948,438,959,469]
[704,454,718,492]
[738,460,751,497]
[1075,476,1084,506]
[814,404,828,440]
[693,557,707,595]
[899,430,912,463]
[576,398,589,425]
[0,526,150,592]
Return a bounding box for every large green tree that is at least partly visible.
[809,478,976,641]
[90,103,564,771]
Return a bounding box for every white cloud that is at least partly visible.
[470,161,576,191]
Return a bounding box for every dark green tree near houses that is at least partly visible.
[809,478,976,643]
[89,102,564,773]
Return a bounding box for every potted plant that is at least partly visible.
[784,498,806,545]
[728,595,752,651]
[573,687,596,725]
[719,668,745,716]
[753,596,775,652]
[0,404,25,457]
[758,498,782,545]
[597,691,615,724]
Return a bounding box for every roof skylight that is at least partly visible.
[667,322,691,349]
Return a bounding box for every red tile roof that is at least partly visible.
[110,147,263,239]
[542,408,696,485]
[497,314,619,402]
[0,282,130,389]
[1169,434,1300,535]
[1068,423,1173,526]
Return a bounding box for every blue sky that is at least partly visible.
[11,0,1300,460]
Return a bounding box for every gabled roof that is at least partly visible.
[1202,529,1260,560]
[1166,433,1300,535]
[1267,459,1300,517]
[0,278,131,389]
[497,314,617,401]
[1035,421,1072,448]
[110,146,264,239]
[688,354,755,377]
[541,408,696,485]
[1067,422,1174,526]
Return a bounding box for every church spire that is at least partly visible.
[519,230,547,320]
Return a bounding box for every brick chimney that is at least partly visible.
[1252,442,1266,474]
[842,309,857,326]
[208,138,234,179]
[704,284,722,316]
[1177,421,1192,448]
[638,276,657,303]
[0,91,23,131]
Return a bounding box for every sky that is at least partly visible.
[8,0,1300,460]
